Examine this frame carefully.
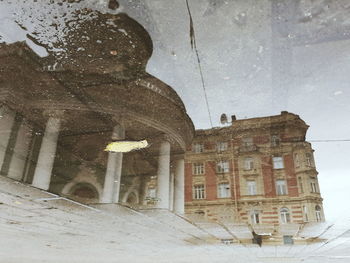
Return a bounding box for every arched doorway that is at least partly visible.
[70,183,99,203]
[122,190,140,207]
[126,192,138,205]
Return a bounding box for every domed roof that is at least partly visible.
[42,9,153,77]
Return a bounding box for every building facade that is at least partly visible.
[185,112,324,238]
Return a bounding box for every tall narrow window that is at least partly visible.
[273,156,284,169]
[271,135,280,147]
[244,157,254,170]
[247,181,257,195]
[192,163,204,175]
[298,177,304,193]
[280,208,291,223]
[315,205,322,222]
[306,153,314,167]
[303,205,309,222]
[193,143,204,153]
[217,142,228,152]
[276,179,288,195]
[217,160,229,173]
[310,180,317,193]
[217,183,230,198]
[193,185,205,200]
[294,153,300,168]
[251,210,260,224]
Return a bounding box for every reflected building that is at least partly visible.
[0,7,194,214]
[0,0,327,246]
[185,112,324,243]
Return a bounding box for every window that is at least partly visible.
[276,179,288,195]
[310,180,318,193]
[271,135,280,147]
[193,143,204,153]
[303,205,309,222]
[294,153,300,168]
[193,185,205,200]
[247,181,257,195]
[315,205,322,222]
[280,208,291,223]
[306,153,314,167]
[192,163,204,175]
[217,160,229,173]
[244,157,254,170]
[298,176,304,193]
[217,183,230,198]
[242,137,253,147]
[250,210,260,224]
[272,156,284,169]
[217,141,228,152]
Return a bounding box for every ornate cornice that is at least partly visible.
[26,100,188,151]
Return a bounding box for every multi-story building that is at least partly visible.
[185,112,324,240]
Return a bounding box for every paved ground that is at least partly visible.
[0,176,349,263]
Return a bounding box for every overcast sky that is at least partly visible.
[118,0,350,221]
[1,0,349,221]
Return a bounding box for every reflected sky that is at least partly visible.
[120,0,350,221]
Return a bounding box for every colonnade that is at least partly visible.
[155,140,184,213]
[0,105,185,214]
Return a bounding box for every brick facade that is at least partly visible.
[185,112,324,229]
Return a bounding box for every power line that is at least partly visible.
[185,0,214,128]
[308,139,350,142]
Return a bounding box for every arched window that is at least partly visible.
[315,205,322,222]
[280,207,291,223]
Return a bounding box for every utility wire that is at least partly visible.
[308,139,350,142]
[186,0,214,128]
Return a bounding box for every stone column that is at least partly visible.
[174,158,185,214]
[101,123,125,203]
[156,141,171,209]
[7,121,32,181]
[32,111,62,190]
[169,171,175,211]
[0,106,15,170]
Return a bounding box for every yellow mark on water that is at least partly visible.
[104,140,149,153]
